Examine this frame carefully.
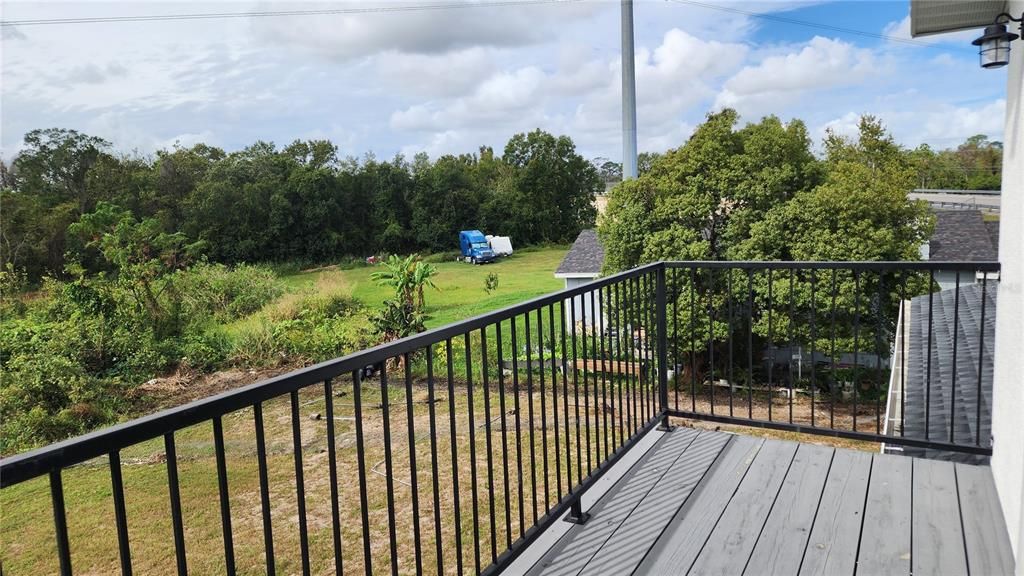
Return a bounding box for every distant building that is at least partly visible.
[922,210,999,290]
[555,229,604,329]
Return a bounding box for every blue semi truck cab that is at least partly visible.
[459,230,496,264]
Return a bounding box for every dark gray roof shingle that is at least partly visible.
[556,229,604,275]
[929,210,999,261]
[902,282,997,463]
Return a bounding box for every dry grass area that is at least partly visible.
[0,372,653,576]
[668,383,885,452]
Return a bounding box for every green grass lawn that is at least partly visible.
[294,247,568,327]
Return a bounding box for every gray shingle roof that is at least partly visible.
[902,282,997,463]
[929,210,999,261]
[556,229,604,276]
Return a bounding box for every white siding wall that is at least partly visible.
[991,2,1024,566]
[563,277,602,330]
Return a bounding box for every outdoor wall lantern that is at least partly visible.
[973,12,1022,69]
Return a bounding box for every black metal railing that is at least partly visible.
[0,260,999,575]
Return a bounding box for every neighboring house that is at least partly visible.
[923,210,1000,290]
[885,282,997,463]
[555,229,604,329]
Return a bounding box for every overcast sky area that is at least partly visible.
[0,0,1008,162]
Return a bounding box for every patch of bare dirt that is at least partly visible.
[136,363,305,412]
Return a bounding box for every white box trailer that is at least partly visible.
[486,235,513,256]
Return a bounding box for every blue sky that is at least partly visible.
[0,1,1008,162]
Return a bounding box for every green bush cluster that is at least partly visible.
[0,263,283,453]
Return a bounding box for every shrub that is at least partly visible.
[174,262,282,322]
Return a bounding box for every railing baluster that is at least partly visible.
[951,273,961,444]
[570,296,583,486]
[547,304,562,507]
[380,367,400,576]
[708,269,716,416]
[510,315,525,536]
[425,348,444,575]
[597,287,609,457]
[977,275,988,447]
[445,339,464,576]
[480,327,499,563]
[495,321,513,549]
[579,297,591,475]
[810,269,818,427]
[829,270,838,430]
[324,379,344,575]
[618,276,634,432]
[404,356,424,576]
[926,269,935,439]
[464,332,482,574]
[290,391,311,575]
[109,450,133,576]
[613,281,626,442]
[590,288,601,464]
[673,268,680,413]
[253,403,275,575]
[559,300,573,493]
[747,269,754,420]
[353,370,373,574]
[788,269,795,424]
[690,267,697,414]
[50,469,72,576]
[728,270,734,417]
[525,311,538,525]
[899,273,907,437]
[852,270,861,432]
[212,417,235,575]
[165,432,188,576]
[876,273,885,435]
[766,269,773,422]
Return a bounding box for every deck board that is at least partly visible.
[744,443,834,576]
[636,434,764,575]
[516,428,1014,576]
[956,462,1015,576]
[687,439,799,576]
[578,430,731,575]
[526,427,700,576]
[912,458,968,576]
[856,453,913,575]
[797,449,872,576]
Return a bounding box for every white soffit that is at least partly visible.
[910,0,1008,37]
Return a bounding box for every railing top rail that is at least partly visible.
[664,260,1001,272]
[0,262,663,487]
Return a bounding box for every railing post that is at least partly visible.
[656,264,673,431]
[565,497,591,525]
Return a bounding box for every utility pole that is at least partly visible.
[621,0,638,180]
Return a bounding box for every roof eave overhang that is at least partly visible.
[910,0,1008,37]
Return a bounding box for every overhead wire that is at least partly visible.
[0,0,581,27]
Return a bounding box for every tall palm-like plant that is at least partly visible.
[371,254,417,308]
[411,260,438,310]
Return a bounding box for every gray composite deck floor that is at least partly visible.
[525,428,1014,576]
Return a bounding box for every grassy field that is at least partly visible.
[1,246,586,575]
[282,246,567,329]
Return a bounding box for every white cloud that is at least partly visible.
[714,36,877,117]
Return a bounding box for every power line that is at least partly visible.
[0,0,581,27]
[666,0,973,52]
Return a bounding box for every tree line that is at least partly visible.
[1,128,601,282]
